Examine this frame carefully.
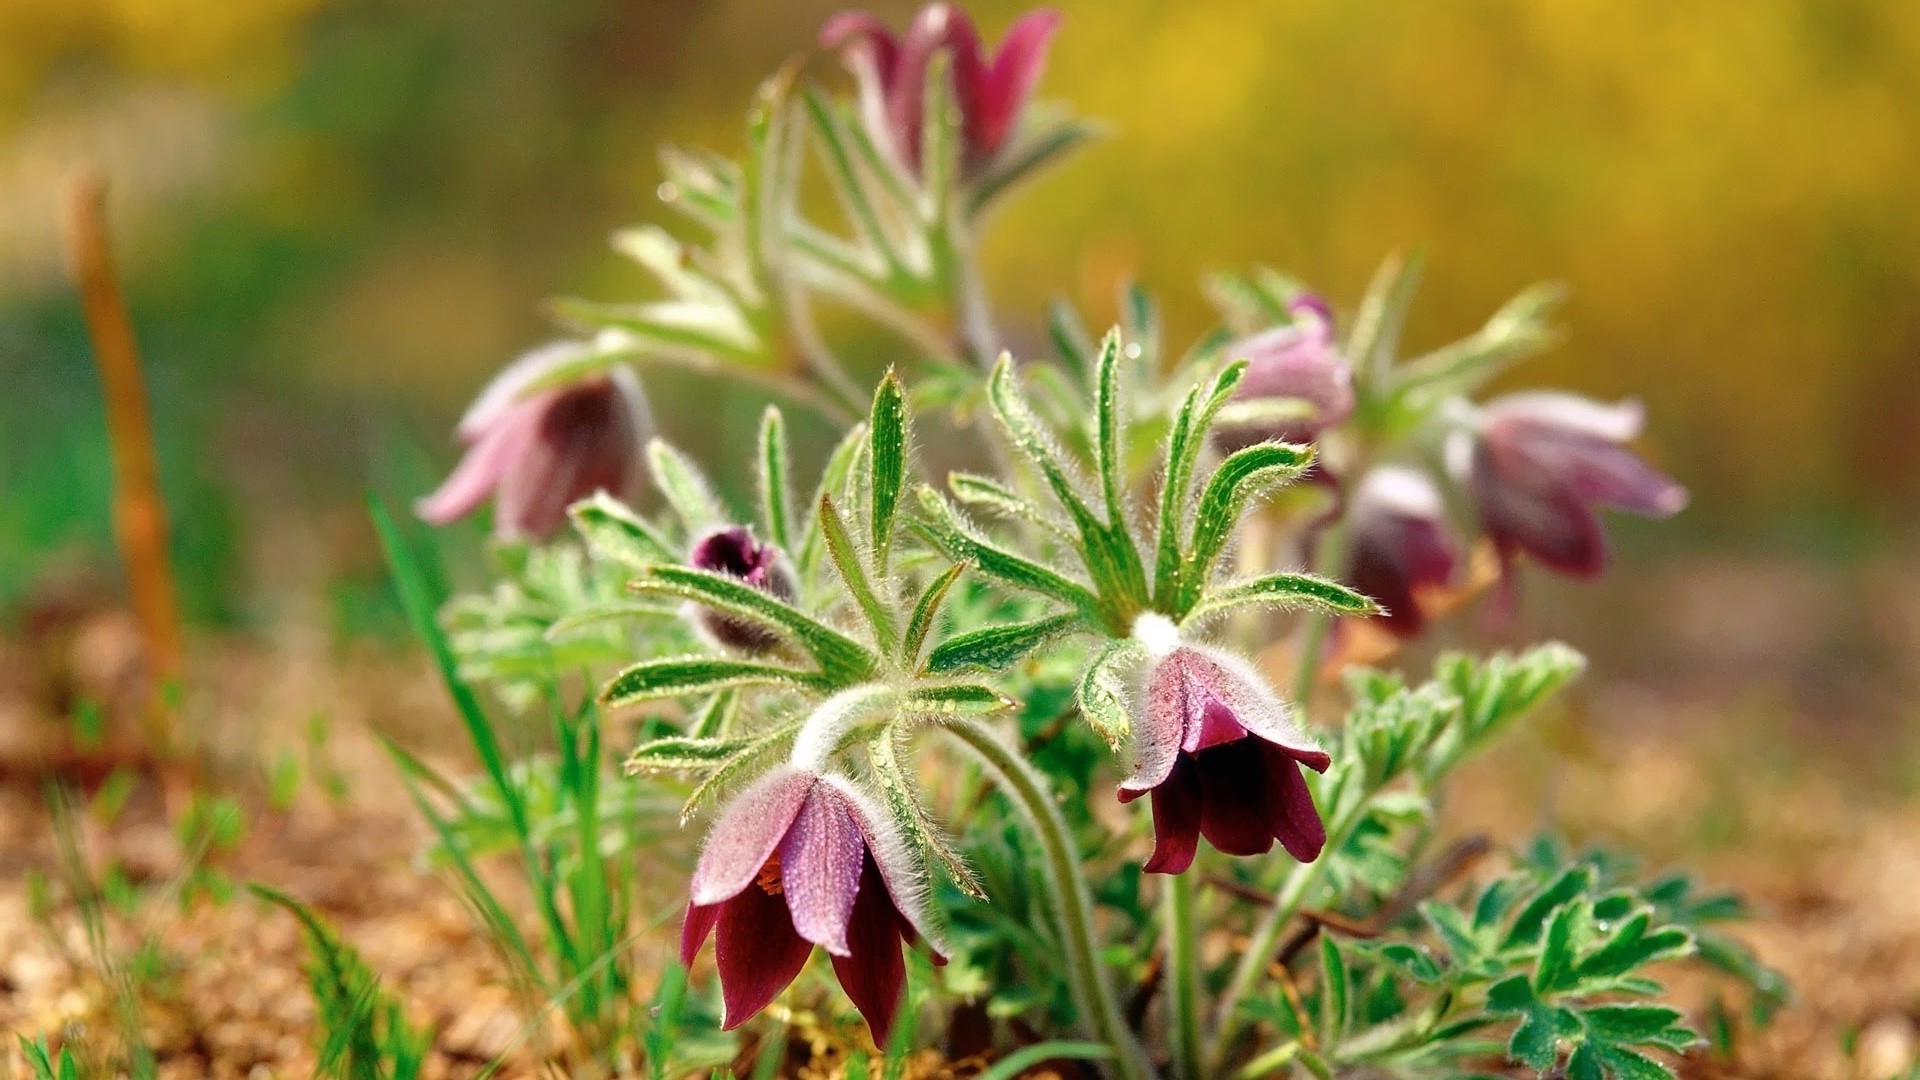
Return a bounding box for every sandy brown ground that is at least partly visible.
[2,550,1918,1078]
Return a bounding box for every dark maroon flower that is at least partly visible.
[1215,294,1355,454]
[1452,393,1687,582]
[822,4,1061,178]
[1346,466,1459,637]
[1119,619,1330,875]
[686,526,798,653]
[417,344,650,541]
[681,766,945,1043]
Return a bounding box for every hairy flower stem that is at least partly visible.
[1164,873,1205,1079]
[944,719,1153,1080]
[1290,517,1353,713]
[1206,797,1368,1072]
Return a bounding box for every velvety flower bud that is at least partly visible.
[681,766,945,1043]
[417,344,650,541]
[1451,393,1688,581]
[822,4,1061,179]
[1346,466,1459,637]
[1215,294,1355,453]
[686,526,798,653]
[1119,617,1330,875]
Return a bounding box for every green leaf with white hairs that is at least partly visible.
[799,421,868,578]
[1047,298,1098,381]
[1390,281,1568,404]
[624,734,757,774]
[646,438,727,531]
[1346,249,1426,386]
[628,564,879,681]
[1076,640,1144,752]
[911,485,1101,619]
[1184,572,1380,626]
[1153,360,1248,608]
[818,493,897,656]
[903,683,1016,714]
[1202,268,1294,333]
[549,298,757,358]
[925,613,1077,675]
[679,716,805,822]
[1093,330,1127,527]
[569,493,677,569]
[687,689,737,739]
[901,560,967,668]
[966,115,1101,219]
[949,472,1073,543]
[868,727,984,900]
[756,406,793,551]
[799,86,901,271]
[601,657,827,706]
[1176,440,1314,613]
[868,370,908,568]
[1120,282,1160,372]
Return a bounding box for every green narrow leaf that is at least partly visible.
[1093,329,1126,528]
[975,1042,1113,1080]
[1047,298,1097,381]
[868,370,908,568]
[625,734,756,774]
[601,657,826,706]
[549,297,756,357]
[965,116,1101,217]
[800,422,868,578]
[1153,360,1248,608]
[1076,640,1143,752]
[798,86,900,269]
[687,690,737,740]
[570,492,677,569]
[1202,269,1292,331]
[1183,572,1380,626]
[1318,935,1350,1051]
[680,718,806,822]
[911,486,1102,617]
[925,613,1076,675]
[1121,281,1160,372]
[647,438,726,530]
[985,354,1096,523]
[1345,249,1426,386]
[901,560,968,669]
[903,683,1016,714]
[868,728,984,899]
[1177,441,1314,613]
[630,564,879,680]
[949,472,1073,543]
[819,493,898,656]
[757,406,793,551]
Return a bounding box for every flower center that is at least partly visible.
[755,853,784,895]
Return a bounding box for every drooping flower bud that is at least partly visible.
[681,766,945,1044]
[1214,294,1355,454]
[417,344,650,541]
[1346,466,1459,637]
[822,4,1061,179]
[1119,616,1329,875]
[686,526,798,653]
[1450,393,1687,582]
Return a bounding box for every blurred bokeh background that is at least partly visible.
[3,0,1917,721]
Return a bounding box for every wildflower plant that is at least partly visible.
[395,4,1777,1077]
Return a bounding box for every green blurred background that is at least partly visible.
[3,0,1916,654]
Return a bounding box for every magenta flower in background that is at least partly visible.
[681,766,944,1043]
[1215,294,1356,454]
[822,3,1061,178]
[686,526,798,653]
[1346,466,1460,637]
[417,344,650,541]
[1120,619,1330,875]
[1452,392,1687,581]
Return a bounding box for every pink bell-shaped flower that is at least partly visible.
[1215,294,1356,453]
[681,766,946,1043]
[1119,618,1330,875]
[417,344,649,541]
[822,4,1061,179]
[685,526,798,653]
[1346,466,1460,638]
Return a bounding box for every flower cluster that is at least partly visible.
[407,4,1719,1077]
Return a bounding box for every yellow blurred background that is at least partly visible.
[2,0,1917,630]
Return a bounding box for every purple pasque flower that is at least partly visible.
[1119,616,1330,875]
[1451,392,1687,581]
[681,766,945,1043]
[417,343,650,541]
[686,526,799,653]
[821,4,1062,178]
[1215,294,1356,454]
[1346,466,1460,638]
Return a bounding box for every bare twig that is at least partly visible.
[63,171,183,755]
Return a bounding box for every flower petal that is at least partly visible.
[779,786,868,957]
[715,883,813,1030]
[689,767,814,906]
[829,854,911,1045]
[824,775,948,959]
[1474,464,1609,578]
[680,901,721,967]
[1120,650,1197,794]
[1488,392,1644,443]
[494,377,643,540]
[1193,741,1279,858]
[974,8,1061,159]
[1139,758,1203,875]
[1181,645,1327,769]
[455,341,595,442]
[414,407,535,528]
[1265,743,1327,862]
